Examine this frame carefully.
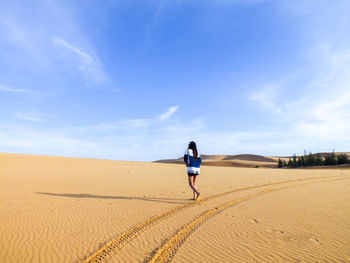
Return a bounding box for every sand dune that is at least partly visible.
[1,153,350,262]
[155,154,277,168]
[221,154,276,162]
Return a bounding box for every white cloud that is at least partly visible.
[0,85,31,93]
[0,2,109,86]
[52,36,107,85]
[52,37,92,62]
[158,106,179,121]
[123,119,152,129]
[15,112,45,122]
[162,119,206,134]
[249,44,350,148]
[292,46,350,138]
[0,15,40,60]
[0,127,98,158]
[249,84,281,112]
[74,106,182,136]
[74,118,153,134]
[293,91,350,141]
[152,0,169,26]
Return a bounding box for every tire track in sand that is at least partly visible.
[82,175,345,263]
[146,176,350,263]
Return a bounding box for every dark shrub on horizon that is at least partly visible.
[277,150,350,168]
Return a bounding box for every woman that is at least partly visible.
[184,141,202,200]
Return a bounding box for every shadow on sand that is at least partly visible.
[35,192,191,205]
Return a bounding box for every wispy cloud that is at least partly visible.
[162,119,206,134]
[52,36,108,85]
[249,83,281,113]
[158,106,179,121]
[0,2,110,87]
[292,46,350,139]
[123,119,152,128]
[293,91,350,141]
[0,85,31,93]
[249,44,350,148]
[52,37,92,62]
[152,0,169,27]
[75,106,182,136]
[15,112,45,122]
[0,127,97,155]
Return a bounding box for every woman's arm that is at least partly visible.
[184,149,190,167]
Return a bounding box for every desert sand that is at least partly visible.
[1,153,350,262]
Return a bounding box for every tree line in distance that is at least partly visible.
[277,151,349,168]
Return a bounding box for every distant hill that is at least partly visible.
[154,154,277,168]
[221,154,276,162]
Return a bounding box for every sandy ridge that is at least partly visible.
[146,176,350,263]
[81,174,339,263]
[155,154,278,168]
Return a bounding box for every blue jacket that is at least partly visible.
[184,149,202,174]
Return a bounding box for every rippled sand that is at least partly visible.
[1,153,349,262]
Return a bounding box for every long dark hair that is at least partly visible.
[188,141,198,161]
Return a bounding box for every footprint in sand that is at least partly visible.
[266,229,284,234]
[308,237,320,244]
[250,218,259,224]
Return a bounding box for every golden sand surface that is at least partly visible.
[1,153,350,263]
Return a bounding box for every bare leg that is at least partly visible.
[193,175,200,200]
[188,176,199,200]
[188,176,195,200]
[193,175,197,187]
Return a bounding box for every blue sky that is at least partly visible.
[1,0,350,161]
